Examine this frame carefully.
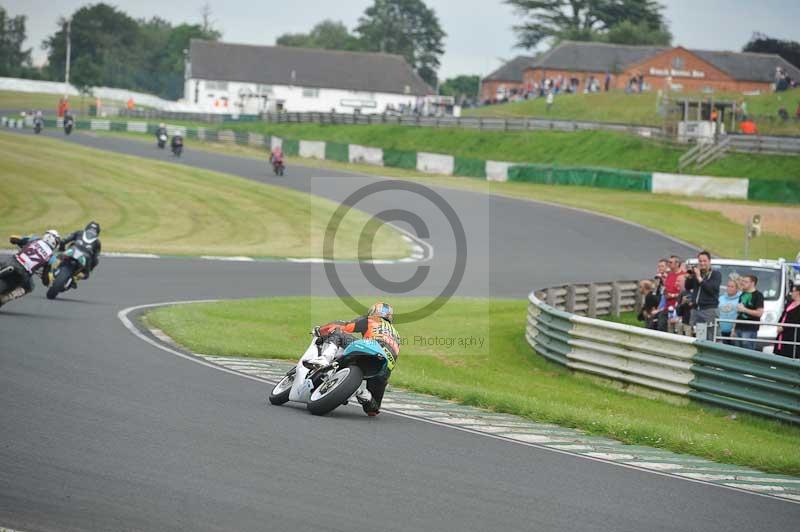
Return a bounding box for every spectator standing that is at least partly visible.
[734,274,764,351]
[775,285,800,358]
[717,279,741,344]
[677,276,695,336]
[654,258,668,298]
[546,91,554,112]
[604,72,611,92]
[637,280,661,330]
[664,256,686,309]
[686,251,722,340]
[795,101,800,119]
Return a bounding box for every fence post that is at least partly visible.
[588,284,598,318]
[546,287,557,307]
[611,281,621,317]
[566,284,576,313]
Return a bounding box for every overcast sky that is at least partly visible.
[6,0,800,79]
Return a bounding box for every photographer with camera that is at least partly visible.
[685,251,722,340]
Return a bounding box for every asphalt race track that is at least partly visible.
[1,128,797,531]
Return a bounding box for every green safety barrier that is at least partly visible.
[110,121,126,132]
[325,141,349,163]
[691,340,800,424]
[526,303,574,367]
[747,178,800,204]
[234,132,249,146]
[509,164,652,192]
[383,148,417,169]
[282,138,299,156]
[527,291,800,424]
[205,129,218,141]
[454,156,487,179]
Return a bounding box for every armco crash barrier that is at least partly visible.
[527,290,800,424]
[6,116,796,204]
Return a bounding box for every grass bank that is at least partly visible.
[0,131,407,259]
[95,130,799,259]
[145,296,800,476]
[464,88,800,136]
[194,122,800,182]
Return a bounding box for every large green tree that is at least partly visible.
[439,75,481,101]
[744,33,800,70]
[506,0,670,48]
[276,20,361,51]
[42,3,220,99]
[355,0,445,87]
[0,7,41,78]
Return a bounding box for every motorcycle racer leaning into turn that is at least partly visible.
[57,221,102,283]
[313,302,400,416]
[0,230,61,307]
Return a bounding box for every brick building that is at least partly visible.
[484,41,800,97]
[480,55,537,102]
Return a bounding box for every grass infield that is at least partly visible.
[0,131,408,259]
[146,296,800,476]
[96,132,798,260]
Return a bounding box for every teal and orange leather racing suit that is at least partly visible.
[318,315,400,413]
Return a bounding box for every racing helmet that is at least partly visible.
[368,302,393,323]
[84,221,101,240]
[42,229,61,249]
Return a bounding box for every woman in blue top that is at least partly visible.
[718,278,741,344]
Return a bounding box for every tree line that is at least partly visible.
[2,1,798,104]
[0,3,219,99]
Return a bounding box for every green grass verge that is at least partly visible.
[145,296,800,476]
[0,131,408,259]
[89,130,800,259]
[0,90,133,114]
[464,88,800,136]
[161,121,800,182]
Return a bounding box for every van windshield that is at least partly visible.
[713,265,782,301]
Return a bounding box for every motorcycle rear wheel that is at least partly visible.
[307,365,363,416]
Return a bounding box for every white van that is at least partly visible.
[708,258,799,352]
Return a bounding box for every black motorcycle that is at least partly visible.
[33,118,43,134]
[157,132,167,149]
[64,116,74,135]
[46,241,94,300]
[0,261,28,308]
[272,158,285,176]
[171,136,183,157]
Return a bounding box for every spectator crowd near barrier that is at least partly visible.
[638,251,800,358]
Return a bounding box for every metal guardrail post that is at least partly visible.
[546,287,557,307]
[611,282,621,317]
[566,285,576,313]
[587,284,598,318]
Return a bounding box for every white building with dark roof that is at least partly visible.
[184,40,434,114]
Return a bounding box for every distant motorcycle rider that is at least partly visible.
[59,221,102,282]
[171,133,183,151]
[0,230,61,307]
[269,145,283,165]
[156,123,167,140]
[315,302,400,416]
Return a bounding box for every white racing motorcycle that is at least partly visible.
[269,330,392,416]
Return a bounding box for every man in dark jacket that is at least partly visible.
[685,250,721,339]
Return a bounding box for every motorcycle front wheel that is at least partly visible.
[307,365,363,416]
[47,266,73,300]
[268,367,296,405]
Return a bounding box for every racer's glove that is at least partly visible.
[9,235,21,246]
